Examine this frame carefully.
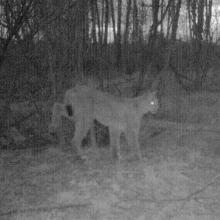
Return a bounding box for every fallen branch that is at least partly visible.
[186,174,220,201]
[10,111,36,128]
[147,118,220,134]
[0,202,92,217]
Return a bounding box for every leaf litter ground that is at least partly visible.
[1,91,220,220]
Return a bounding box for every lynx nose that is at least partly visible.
[151,101,159,114]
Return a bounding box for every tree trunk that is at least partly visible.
[123,0,132,74]
[95,0,102,44]
[90,0,97,44]
[171,0,182,41]
[197,0,205,41]
[104,0,109,46]
[132,0,138,43]
[147,0,160,64]
[124,0,132,44]
[160,0,165,33]
[186,0,192,40]
[205,0,212,41]
[152,0,160,32]
[166,5,172,39]
[116,0,122,68]
[110,0,116,42]
[101,0,105,41]
[147,0,160,65]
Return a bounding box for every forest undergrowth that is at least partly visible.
[1,70,220,220]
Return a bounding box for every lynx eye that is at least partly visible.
[150,101,155,105]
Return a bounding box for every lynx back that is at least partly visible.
[62,86,159,160]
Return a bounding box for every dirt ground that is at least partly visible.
[1,91,220,220]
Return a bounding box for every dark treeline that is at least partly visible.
[0,0,219,135]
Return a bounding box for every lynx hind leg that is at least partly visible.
[109,128,122,161]
[126,127,142,160]
[90,122,97,148]
[71,116,92,158]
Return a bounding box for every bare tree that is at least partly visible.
[124,0,132,45]
[109,0,116,42]
[149,0,160,43]
[132,0,139,43]
[116,0,122,68]
[197,0,205,41]
[0,0,36,69]
[186,0,209,89]
[171,0,182,41]
[190,0,205,41]
[186,0,192,39]
[0,0,38,134]
[204,0,212,41]
[104,0,109,46]
[95,0,102,44]
[123,0,132,74]
[90,0,97,44]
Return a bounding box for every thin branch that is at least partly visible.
[0,202,92,217]
[157,0,173,26]
[10,111,36,128]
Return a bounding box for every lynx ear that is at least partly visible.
[151,73,161,91]
[148,90,157,98]
[151,90,157,95]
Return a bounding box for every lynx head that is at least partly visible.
[140,91,159,115]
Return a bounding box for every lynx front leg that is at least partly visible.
[134,130,142,160]
[71,117,91,158]
[90,122,97,148]
[58,122,67,146]
[126,128,142,160]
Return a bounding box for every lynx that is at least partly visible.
[49,85,159,160]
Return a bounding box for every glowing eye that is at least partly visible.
[150,101,155,105]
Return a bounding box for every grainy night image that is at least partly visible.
[1,0,220,219]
